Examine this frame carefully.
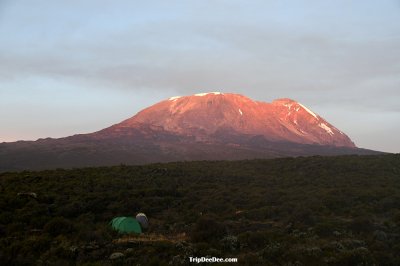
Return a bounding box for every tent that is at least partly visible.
[136,213,149,229]
[110,217,142,234]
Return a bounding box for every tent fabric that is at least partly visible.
[136,213,149,229]
[110,217,142,234]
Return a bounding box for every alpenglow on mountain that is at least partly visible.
[107,92,354,147]
[0,92,379,171]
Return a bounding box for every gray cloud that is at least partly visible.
[1,0,399,151]
[1,19,399,114]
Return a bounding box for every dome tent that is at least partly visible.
[110,217,142,234]
[136,213,149,229]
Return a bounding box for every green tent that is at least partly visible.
[110,217,142,234]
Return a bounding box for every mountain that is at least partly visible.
[0,92,381,171]
[102,92,354,147]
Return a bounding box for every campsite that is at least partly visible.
[1,154,400,265]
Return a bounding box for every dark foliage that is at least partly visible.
[191,216,227,243]
[0,154,399,265]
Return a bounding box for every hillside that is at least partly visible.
[1,154,400,265]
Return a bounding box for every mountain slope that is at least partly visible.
[101,93,354,147]
[0,92,381,171]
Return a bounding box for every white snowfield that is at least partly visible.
[283,103,293,109]
[239,109,243,115]
[319,123,334,135]
[169,96,182,101]
[169,92,223,100]
[195,92,223,96]
[298,103,318,119]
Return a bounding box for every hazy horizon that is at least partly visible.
[1,1,399,153]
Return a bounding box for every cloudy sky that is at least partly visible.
[0,0,399,152]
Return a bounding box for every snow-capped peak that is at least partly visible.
[119,93,355,148]
[169,96,182,101]
[195,92,223,96]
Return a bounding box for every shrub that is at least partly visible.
[349,217,373,234]
[44,217,75,237]
[190,217,226,243]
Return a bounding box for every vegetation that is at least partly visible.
[0,154,400,265]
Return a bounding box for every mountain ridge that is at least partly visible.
[0,92,382,172]
[97,92,355,147]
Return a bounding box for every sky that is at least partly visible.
[0,0,399,152]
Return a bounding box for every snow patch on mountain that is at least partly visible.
[169,96,181,101]
[298,103,318,119]
[319,123,334,135]
[283,103,293,110]
[195,92,223,96]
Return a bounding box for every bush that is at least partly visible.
[44,217,75,237]
[349,217,373,234]
[190,217,226,243]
